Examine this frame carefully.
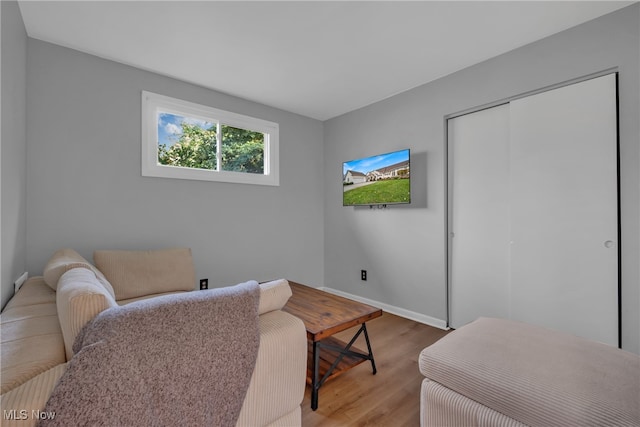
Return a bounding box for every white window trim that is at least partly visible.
[141,91,279,186]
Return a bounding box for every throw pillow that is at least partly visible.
[43,248,115,299]
[93,247,196,301]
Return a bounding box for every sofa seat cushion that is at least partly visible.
[3,277,55,311]
[1,292,65,394]
[419,317,640,427]
[0,364,67,427]
[93,247,196,301]
[1,303,59,333]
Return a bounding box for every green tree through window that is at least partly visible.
[221,125,264,174]
[157,121,264,174]
[158,122,217,170]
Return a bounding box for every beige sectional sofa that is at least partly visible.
[1,248,307,426]
[419,317,640,427]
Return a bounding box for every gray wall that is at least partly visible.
[1,1,28,309]
[25,39,325,290]
[324,4,640,352]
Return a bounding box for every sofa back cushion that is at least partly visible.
[43,248,115,299]
[57,268,118,360]
[93,248,196,301]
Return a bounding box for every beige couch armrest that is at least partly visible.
[258,279,292,315]
[57,268,118,359]
[236,310,306,427]
[0,364,67,427]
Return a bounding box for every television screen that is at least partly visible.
[343,149,410,206]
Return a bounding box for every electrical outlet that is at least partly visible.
[361,270,367,281]
[200,278,209,290]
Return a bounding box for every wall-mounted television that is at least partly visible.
[343,148,410,206]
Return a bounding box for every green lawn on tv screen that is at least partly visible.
[343,179,410,206]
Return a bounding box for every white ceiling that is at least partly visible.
[18,1,634,121]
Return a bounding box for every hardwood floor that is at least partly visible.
[301,312,451,427]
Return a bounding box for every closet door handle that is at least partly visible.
[604,240,615,248]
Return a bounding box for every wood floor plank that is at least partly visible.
[301,312,451,427]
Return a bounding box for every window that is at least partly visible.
[142,91,279,186]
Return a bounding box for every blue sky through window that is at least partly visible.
[343,149,409,175]
[157,112,214,147]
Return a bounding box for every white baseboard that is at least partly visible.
[14,272,28,294]
[318,286,449,330]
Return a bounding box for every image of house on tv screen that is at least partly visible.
[342,149,410,206]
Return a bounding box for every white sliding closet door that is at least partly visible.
[448,104,511,328]
[448,74,618,346]
[509,74,618,345]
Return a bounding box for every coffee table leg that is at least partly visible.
[362,323,377,375]
[312,340,320,411]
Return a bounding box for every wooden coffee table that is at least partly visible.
[283,281,383,410]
